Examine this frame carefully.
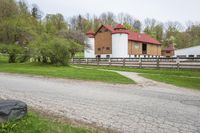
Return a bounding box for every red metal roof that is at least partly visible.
[103,25,114,32]
[128,32,161,45]
[86,30,95,35]
[162,44,175,51]
[86,30,95,38]
[114,24,126,30]
[112,30,129,34]
[88,24,161,45]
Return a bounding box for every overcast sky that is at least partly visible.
[25,0,200,23]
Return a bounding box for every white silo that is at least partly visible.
[84,31,95,58]
[112,24,129,58]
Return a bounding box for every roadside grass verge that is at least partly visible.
[75,65,200,90]
[0,111,92,133]
[140,74,200,90]
[0,57,134,84]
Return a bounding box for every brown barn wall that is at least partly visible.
[162,51,174,57]
[157,45,161,56]
[128,41,142,55]
[147,44,161,56]
[95,31,112,55]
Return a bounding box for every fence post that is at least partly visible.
[97,58,99,66]
[79,58,81,64]
[156,58,160,68]
[86,58,88,65]
[139,58,142,68]
[72,58,74,64]
[109,58,111,67]
[123,58,125,67]
[176,57,180,70]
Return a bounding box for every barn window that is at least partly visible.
[106,47,110,50]
[98,48,101,51]
[134,43,139,49]
[166,51,170,53]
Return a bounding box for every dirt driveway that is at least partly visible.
[0,72,200,133]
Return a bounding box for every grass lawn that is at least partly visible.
[0,111,92,133]
[0,56,134,84]
[75,64,200,90]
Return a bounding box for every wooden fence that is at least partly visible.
[71,57,200,69]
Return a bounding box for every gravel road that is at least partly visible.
[0,72,200,133]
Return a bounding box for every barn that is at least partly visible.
[84,24,161,58]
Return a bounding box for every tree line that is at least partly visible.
[68,12,200,49]
[0,0,200,65]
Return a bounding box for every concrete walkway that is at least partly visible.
[0,72,200,133]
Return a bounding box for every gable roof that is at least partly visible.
[95,25,114,35]
[92,25,161,45]
[128,32,161,45]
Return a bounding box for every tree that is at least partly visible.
[144,18,163,41]
[133,20,142,32]
[0,0,18,19]
[44,13,68,34]
[57,29,86,45]
[18,0,29,16]
[100,12,116,26]
[186,24,200,46]
[31,4,42,20]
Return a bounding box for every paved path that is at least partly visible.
[0,73,200,133]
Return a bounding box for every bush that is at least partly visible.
[0,44,30,63]
[30,35,71,66]
[48,38,70,65]
[17,47,31,63]
[0,44,25,63]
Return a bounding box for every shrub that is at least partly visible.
[0,44,25,63]
[7,45,23,63]
[17,47,31,63]
[48,38,70,65]
[30,35,71,66]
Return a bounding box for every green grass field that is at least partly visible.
[0,112,92,133]
[0,55,134,84]
[75,65,200,90]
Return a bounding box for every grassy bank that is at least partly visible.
[140,74,200,89]
[0,56,134,84]
[75,65,200,90]
[0,112,92,133]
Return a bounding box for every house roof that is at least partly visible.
[88,24,161,45]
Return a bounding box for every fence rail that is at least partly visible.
[71,57,200,69]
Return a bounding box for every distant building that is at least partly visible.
[162,44,175,57]
[84,24,161,58]
[175,45,200,58]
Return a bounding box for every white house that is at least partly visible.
[175,45,200,58]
